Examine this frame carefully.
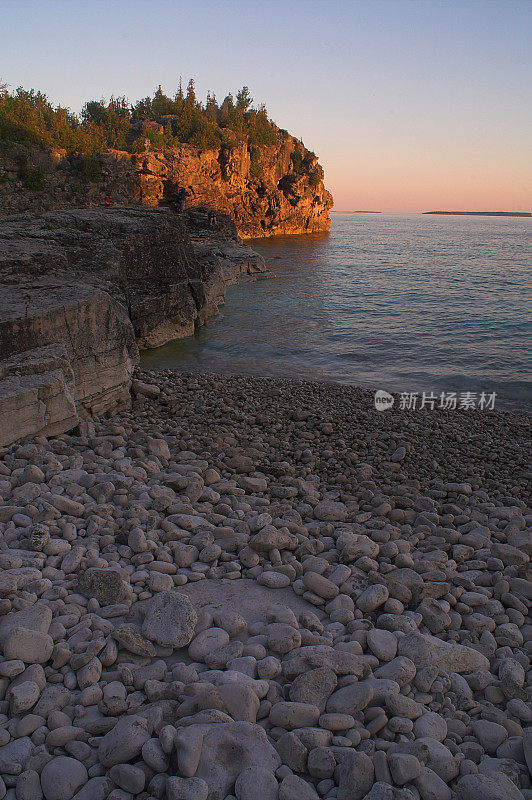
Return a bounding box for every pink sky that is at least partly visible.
[326,147,531,213]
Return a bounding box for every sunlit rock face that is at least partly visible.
[0,138,333,237]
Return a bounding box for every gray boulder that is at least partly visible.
[397,632,490,673]
[78,568,130,605]
[40,756,88,800]
[189,721,281,800]
[455,773,524,800]
[142,591,197,648]
[98,714,152,767]
[335,750,374,800]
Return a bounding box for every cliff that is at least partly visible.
[0,138,333,238]
[0,206,265,445]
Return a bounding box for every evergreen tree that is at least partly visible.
[236,86,252,112]
[218,94,234,126]
[205,91,218,123]
[185,79,196,108]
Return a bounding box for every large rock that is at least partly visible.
[186,721,281,800]
[0,277,137,446]
[0,603,52,643]
[1,626,53,664]
[289,667,338,712]
[0,345,77,446]
[142,591,197,648]
[78,568,130,605]
[326,681,374,714]
[397,632,491,673]
[40,756,88,800]
[0,603,54,664]
[0,737,34,774]
[335,750,374,800]
[282,645,367,678]
[455,773,524,800]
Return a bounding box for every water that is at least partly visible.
[141,213,532,412]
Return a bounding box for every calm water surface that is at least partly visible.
[142,213,532,411]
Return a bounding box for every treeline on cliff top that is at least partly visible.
[0,79,316,165]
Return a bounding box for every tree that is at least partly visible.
[81,100,107,126]
[236,86,252,112]
[151,86,174,116]
[185,79,196,108]
[218,94,234,126]
[205,91,218,123]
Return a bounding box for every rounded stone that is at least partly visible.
[326,681,373,715]
[279,774,319,800]
[356,584,389,613]
[413,712,448,742]
[313,500,348,522]
[266,623,302,655]
[40,756,88,800]
[367,629,397,661]
[3,628,53,664]
[109,764,145,794]
[188,628,230,661]
[269,701,321,729]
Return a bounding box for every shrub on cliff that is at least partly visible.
[16,155,45,190]
[291,148,320,180]
[249,149,263,178]
[291,150,304,174]
[308,169,322,188]
[69,153,102,183]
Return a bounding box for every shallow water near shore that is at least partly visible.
[142,213,532,413]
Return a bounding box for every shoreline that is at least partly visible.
[138,356,532,418]
[0,366,529,799]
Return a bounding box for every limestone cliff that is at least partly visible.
[0,138,333,238]
[0,207,265,445]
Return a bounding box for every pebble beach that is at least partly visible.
[0,368,531,800]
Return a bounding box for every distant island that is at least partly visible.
[423,211,531,217]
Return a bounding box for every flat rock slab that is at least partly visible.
[177,579,326,625]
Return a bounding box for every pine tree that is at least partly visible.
[205,91,218,123]
[185,79,196,107]
[218,94,234,126]
[236,86,252,112]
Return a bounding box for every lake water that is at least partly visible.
[141,213,532,413]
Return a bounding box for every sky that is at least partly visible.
[1,0,531,212]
